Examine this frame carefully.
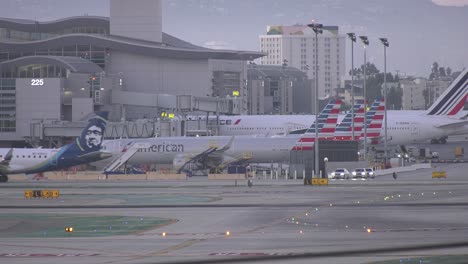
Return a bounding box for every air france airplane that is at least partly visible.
[207,69,468,145]
[0,112,112,182]
[102,100,345,175]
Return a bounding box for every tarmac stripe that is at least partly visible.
[152,239,205,256]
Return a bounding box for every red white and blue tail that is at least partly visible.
[333,99,365,141]
[425,69,468,116]
[292,99,342,150]
[362,98,385,145]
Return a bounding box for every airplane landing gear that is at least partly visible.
[0,175,8,183]
[431,137,447,144]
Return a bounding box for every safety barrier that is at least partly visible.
[374,163,432,176]
[208,174,246,180]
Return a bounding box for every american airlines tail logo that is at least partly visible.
[364,98,385,139]
[333,99,365,140]
[292,99,342,151]
[426,69,468,116]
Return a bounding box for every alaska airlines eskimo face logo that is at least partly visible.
[85,125,103,149]
[78,116,106,152]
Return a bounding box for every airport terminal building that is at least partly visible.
[0,0,263,146]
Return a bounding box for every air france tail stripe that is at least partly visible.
[448,93,468,115]
[434,81,468,115]
[427,72,468,115]
[442,83,468,115]
[427,75,466,115]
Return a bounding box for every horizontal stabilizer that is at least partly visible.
[215,136,235,154]
[435,120,468,129]
[77,151,113,161]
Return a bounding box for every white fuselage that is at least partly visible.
[0,148,58,174]
[210,111,468,145]
[102,135,300,165]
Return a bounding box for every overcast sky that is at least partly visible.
[1,0,467,77]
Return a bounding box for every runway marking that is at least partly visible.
[0,253,100,257]
[208,252,297,256]
[247,217,288,233]
[107,239,207,263]
[152,239,205,256]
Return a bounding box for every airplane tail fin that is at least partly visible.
[363,98,385,145]
[0,148,13,166]
[73,111,109,153]
[49,111,111,167]
[0,148,13,176]
[293,99,342,150]
[333,99,365,140]
[425,68,468,116]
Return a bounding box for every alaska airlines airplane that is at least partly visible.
[0,112,112,183]
[102,100,345,174]
[205,68,468,145]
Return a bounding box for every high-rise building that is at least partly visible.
[401,78,452,110]
[259,25,345,98]
[247,64,311,114]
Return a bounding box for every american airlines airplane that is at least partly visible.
[101,100,345,174]
[102,99,386,175]
[204,69,468,145]
[0,112,112,183]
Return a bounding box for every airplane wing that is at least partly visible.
[435,120,468,129]
[212,136,235,155]
[177,136,235,173]
[77,151,113,161]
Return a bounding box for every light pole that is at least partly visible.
[307,23,323,177]
[379,37,389,167]
[347,33,357,140]
[359,36,369,158]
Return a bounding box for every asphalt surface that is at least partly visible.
[1,163,468,264]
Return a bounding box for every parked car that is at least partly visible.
[330,168,350,179]
[366,168,375,178]
[352,168,367,179]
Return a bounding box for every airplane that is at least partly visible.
[101,100,344,175]
[0,112,112,183]
[333,98,386,145]
[193,68,468,145]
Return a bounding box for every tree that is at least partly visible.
[387,86,402,110]
[439,67,446,77]
[350,63,400,107]
[349,68,362,77]
[430,62,439,80]
[432,62,439,74]
[446,67,452,76]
